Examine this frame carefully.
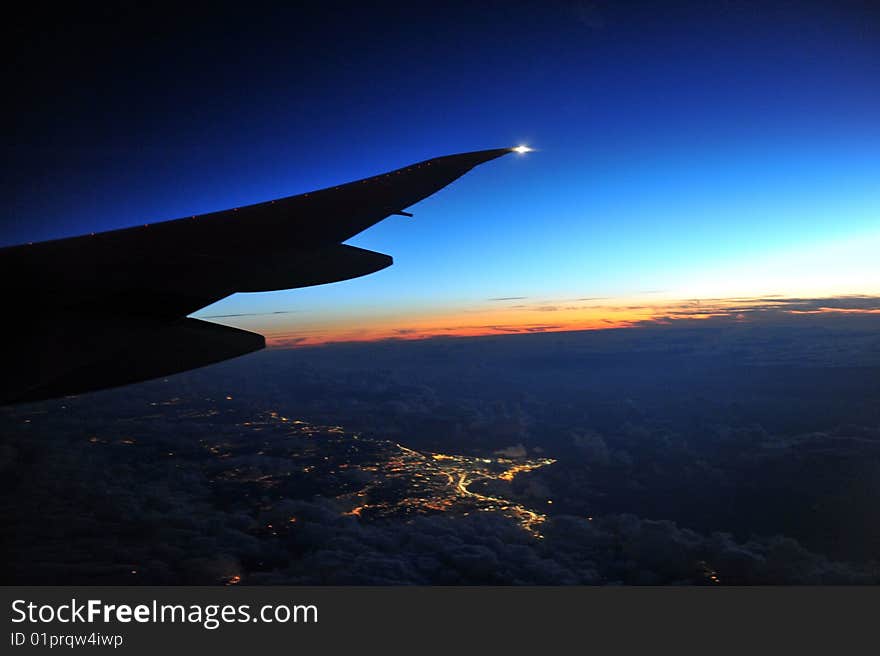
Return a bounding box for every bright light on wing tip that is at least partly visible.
[512,145,533,154]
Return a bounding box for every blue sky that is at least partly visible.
[4,2,879,342]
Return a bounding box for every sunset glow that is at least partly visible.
[250,294,880,348]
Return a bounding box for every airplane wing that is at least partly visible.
[1,147,520,404]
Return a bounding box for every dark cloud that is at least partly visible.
[626,296,880,336]
[270,336,309,348]
[484,324,564,334]
[668,295,880,318]
[775,296,880,311]
[199,310,300,319]
[495,444,528,458]
[4,311,880,585]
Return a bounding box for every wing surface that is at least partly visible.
[0,147,518,403]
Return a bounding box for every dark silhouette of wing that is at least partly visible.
[1,147,516,404]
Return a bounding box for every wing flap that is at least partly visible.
[4,318,264,405]
[234,244,392,293]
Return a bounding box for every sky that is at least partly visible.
[3,1,879,345]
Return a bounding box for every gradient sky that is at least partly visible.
[4,2,879,344]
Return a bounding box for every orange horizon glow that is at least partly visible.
[263,302,653,348]
[255,295,880,349]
